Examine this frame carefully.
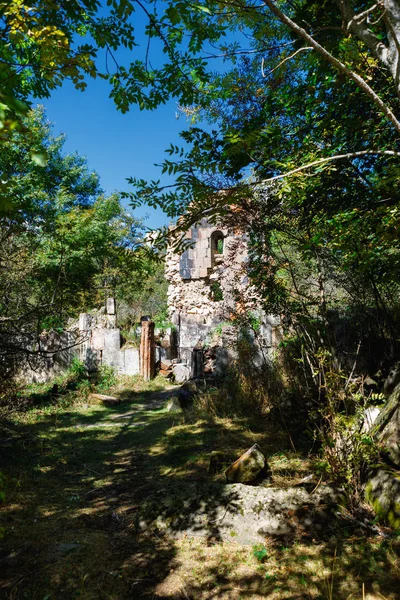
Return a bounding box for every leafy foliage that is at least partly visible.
[0,108,157,383]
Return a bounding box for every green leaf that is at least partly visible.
[31,152,48,167]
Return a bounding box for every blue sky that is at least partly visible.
[40,80,187,228]
[42,75,186,229]
[38,3,242,230]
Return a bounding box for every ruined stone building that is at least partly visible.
[21,219,279,384]
[165,218,279,371]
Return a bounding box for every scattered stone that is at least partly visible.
[88,393,120,406]
[225,444,268,484]
[161,360,172,370]
[172,363,190,384]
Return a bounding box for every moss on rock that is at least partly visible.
[365,467,400,529]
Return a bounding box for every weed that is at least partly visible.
[95,365,117,392]
[253,544,268,563]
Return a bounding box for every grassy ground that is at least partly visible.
[0,376,399,599]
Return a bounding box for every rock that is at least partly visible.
[88,393,120,406]
[166,398,181,412]
[225,444,268,484]
[362,406,381,432]
[364,383,400,524]
[172,363,190,384]
[365,467,400,529]
[384,362,400,396]
[380,405,400,468]
[372,383,400,468]
[161,360,172,370]
[137,481,343,546]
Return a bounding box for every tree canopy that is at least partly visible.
[2,1,400,363]
[0,107,158,371]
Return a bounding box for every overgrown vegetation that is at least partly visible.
[1,1,400,596]
[1,376,398,598]
[0,107,167,410]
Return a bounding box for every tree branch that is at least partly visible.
[259,150,400,183]
[263,0,400,135]
[338,0,389,66]
[262,46,313,77]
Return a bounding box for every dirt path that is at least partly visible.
[1,380,399,599]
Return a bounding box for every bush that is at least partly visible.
[68,356,87,381]
[94,365,117,392]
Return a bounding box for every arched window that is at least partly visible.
[211,231,224,266]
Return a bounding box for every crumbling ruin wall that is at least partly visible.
[19,299,140,383]
[166,219,248,322]
[78,298,139,376]
[165,218,279,371]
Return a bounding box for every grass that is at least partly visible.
[0,375,399,599]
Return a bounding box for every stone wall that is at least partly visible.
[18,299,140,383]
[16,330,80,384]
[165,219,280,372]
[78,300,140,376]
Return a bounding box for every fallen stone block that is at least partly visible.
[88,393,120,406]
[225,444,268,484]
[172,363,190,384]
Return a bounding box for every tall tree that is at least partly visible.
[0,108,151,375]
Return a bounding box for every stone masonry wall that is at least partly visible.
[165,218,249,323]
[165,218,278,369]
[78,299,140,376]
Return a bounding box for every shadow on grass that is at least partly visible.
[0,385,399,599]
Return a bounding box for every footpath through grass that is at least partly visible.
[0,376,399,599]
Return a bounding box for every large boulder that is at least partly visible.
[383,361,400,396]
[225,444,268,484]
[365,383,400,525]
[137,481,343,546]
[365,467,400,529]
[372,383,400,468]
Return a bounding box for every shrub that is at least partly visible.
[94,365,117,392]
[68,356,87,381]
